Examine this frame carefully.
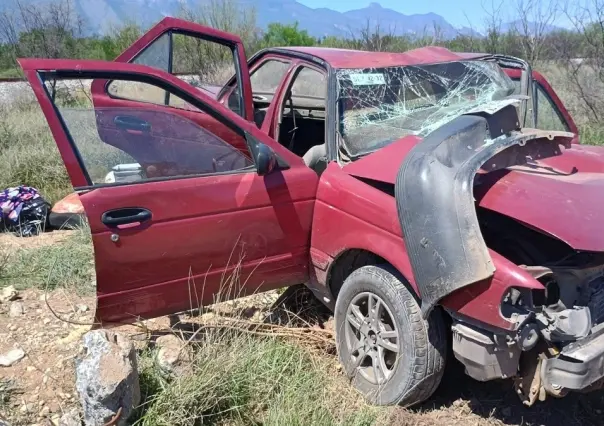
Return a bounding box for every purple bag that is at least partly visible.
[0,186,50,237]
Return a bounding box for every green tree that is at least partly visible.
[262,22,316,47]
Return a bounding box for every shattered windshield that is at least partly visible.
[336,61,517,159]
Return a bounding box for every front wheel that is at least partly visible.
[334,264,447,406]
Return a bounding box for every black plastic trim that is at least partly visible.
[395,114,570,317]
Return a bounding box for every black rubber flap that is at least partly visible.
[395,115,496,317]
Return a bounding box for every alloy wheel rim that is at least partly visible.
[344,291,400,385]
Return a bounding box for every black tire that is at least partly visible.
[334,264,447,407]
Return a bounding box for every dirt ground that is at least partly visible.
[1,232,604,426]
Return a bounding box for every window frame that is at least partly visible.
[249,58,293,96]
[223,55,293,108]
[274,63,328,153]
[534,82,571,132]
[510,76,571,132]
[104,29,248,118]
[41,69,264,190]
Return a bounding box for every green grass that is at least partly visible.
[134,331,384,426]
[0,68,21,79]
[578,124,604,146]
[0,225,94,294]
[0,101,73,203]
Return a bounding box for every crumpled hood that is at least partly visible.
[343,137,604,252]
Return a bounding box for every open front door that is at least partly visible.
[20,58,318,325]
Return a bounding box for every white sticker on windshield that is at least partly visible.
[349,73,386,86]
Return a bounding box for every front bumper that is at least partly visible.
[541,324,604,391]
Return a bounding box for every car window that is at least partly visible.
[226,58,291,116]
[290,67,326,99]
[50,77,253,186]
[250,60,290,94]
[107,32,243,116]
[536,84,568,131]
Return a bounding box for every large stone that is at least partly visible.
[9,301,24,317]
[75,330,140,426]
[0,348,25,367]
[155,334,193,377]
[58,408,82,426]
[0,286,18,303]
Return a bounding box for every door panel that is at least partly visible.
[19,58,318,324]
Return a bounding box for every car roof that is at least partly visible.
[278,46,487,69]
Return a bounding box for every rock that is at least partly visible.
[75,330,140,426]
[58,408,81,426]
[43,318,51,325]
[0,286,18,303]
[9,301,24,317]
[39,406,51,417]
[0,418,11,426]
[155,334,193,377]
[57,326,89,346]
[19,403,33,414]
[76,304,89,313]
[27,365,37,372]
[0,348,25,367]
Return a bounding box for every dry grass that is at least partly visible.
[0,225,94,294]
[134,329,384,426]
[536,60,604,145]
[0,100,73,203]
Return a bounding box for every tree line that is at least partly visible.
[1,0,604,126]
[0,0,599,73]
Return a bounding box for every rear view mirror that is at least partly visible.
[255,142,277,176]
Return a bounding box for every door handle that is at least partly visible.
[101,207,152,227]
[114,115,151,133]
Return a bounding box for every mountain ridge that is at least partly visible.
[0,0,563,39]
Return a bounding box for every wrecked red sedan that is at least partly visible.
[21,17,604,407]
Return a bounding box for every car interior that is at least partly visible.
[276,66,327,173]
[226,63,328,173]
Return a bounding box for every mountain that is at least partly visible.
[0,0,562,39]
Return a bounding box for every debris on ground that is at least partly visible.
[8,302,23,318]
[0,186,50,237]
[75,330,140,426]
[58,407,82,426]
[0,348,24,367]
[0,286,18,303]
[154,334,193,377]
[48,192,85,231]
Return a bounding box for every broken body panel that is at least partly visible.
[20,17,604,405]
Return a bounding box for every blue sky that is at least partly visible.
[297,0,567,29]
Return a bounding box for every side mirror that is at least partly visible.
[255,142,277,176]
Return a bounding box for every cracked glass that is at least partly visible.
[336,61,517,159]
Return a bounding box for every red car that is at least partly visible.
[21,17,604,407]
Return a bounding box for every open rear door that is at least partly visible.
[20,58,318,325]
[90,17,255,157]
[93,17,253,117]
